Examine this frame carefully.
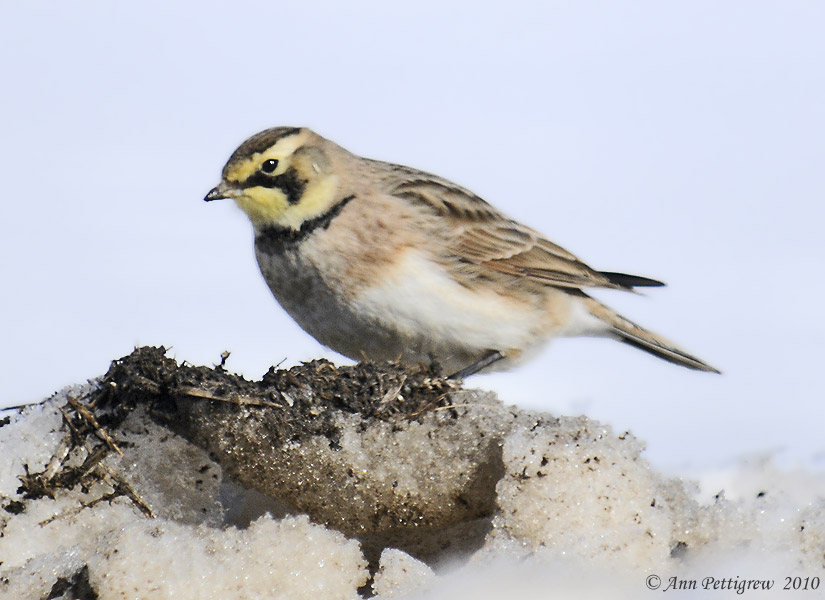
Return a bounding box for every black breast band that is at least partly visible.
[255,195,356,253]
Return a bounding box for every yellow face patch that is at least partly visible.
[234,174,341,230]
[223,134,306,184]
[233,187,291,228]
[277,174,341,228]
[222,131,342,230]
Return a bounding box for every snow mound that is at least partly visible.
[0,347,822,599]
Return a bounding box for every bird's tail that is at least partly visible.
[581,295,720,373]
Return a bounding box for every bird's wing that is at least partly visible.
[387,170,663,291]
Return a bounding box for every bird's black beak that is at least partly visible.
[204,184,233,202]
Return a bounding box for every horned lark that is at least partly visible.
[205,127,718,377]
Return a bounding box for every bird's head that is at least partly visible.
[205,127,342,230]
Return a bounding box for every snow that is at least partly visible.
[1,361,822,598]
[372,549,435,598]
[89,516,367,600]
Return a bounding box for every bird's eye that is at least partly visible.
[261,159,279,174]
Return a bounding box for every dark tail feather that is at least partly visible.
[618,331,721,373]
[583,296,721,373]
[600,271,666,289]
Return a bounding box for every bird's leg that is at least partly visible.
[448,350,505,380]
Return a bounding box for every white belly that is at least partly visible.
[256,245,603,373]
[354,250,546,356]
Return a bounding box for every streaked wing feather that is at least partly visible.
[386,169,643,291]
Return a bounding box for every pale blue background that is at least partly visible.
[2,1,823,471]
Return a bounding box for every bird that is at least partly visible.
[205,127,718,378]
